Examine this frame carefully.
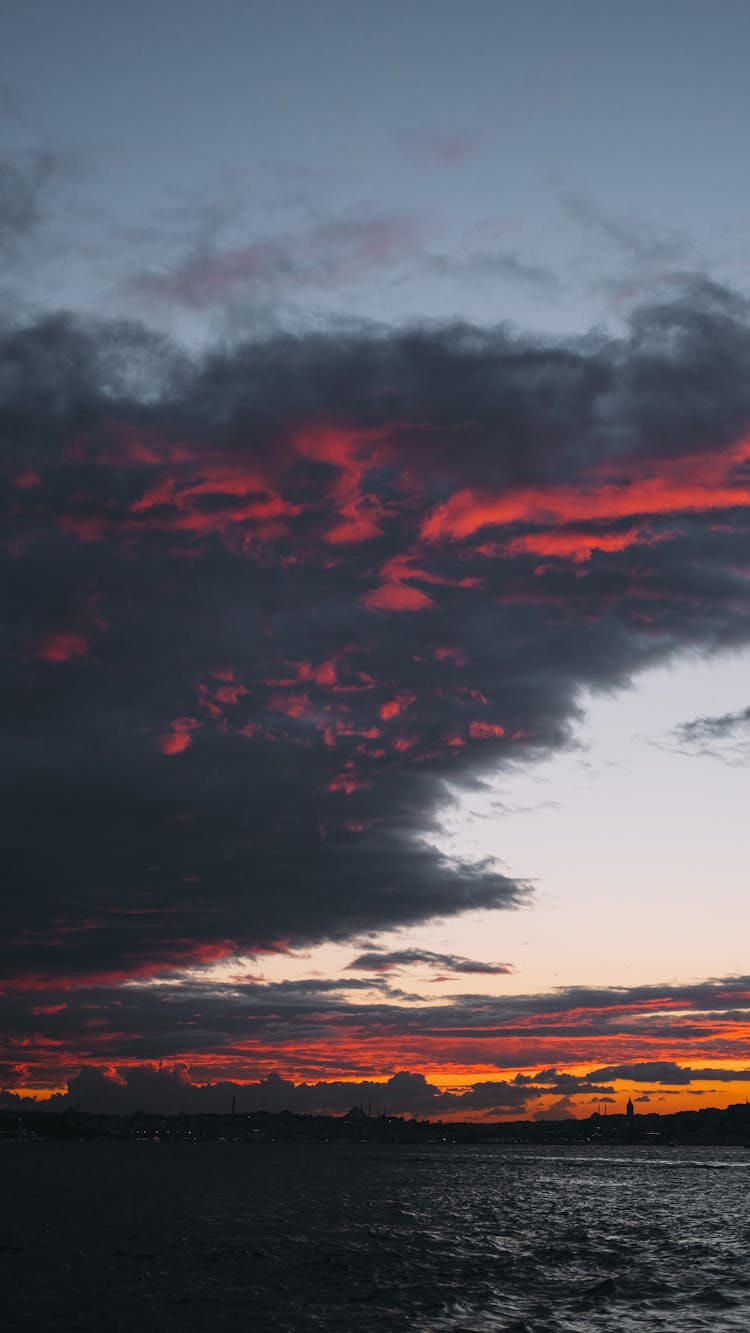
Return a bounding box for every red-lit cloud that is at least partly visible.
[364,581,436,610]
[421,435,750,542]
[155,717,202,755]
[11,469,41,490]
[31,629,91,663]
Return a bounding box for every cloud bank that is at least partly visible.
[3,279,750,1088]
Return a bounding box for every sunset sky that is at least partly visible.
[2,0,750,1121]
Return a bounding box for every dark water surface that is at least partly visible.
[2,1141,750,1330]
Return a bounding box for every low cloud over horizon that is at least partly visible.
[5,1047,750,1120]
[3,963,750,1114]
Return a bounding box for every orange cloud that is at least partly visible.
[156,717,202,755]
[363,582,436,611]
[380,691,416,720]
[468,721,506,740]
[506,524,676,563]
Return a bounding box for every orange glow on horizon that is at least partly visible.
[6,1062,750,1122]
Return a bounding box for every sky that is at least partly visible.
[2,0,750,1121]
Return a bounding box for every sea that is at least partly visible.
[2,1140,750,1331]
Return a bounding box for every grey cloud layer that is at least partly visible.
[675,706,750,742]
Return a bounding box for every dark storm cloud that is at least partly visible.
[4,281,750,994]
[347,948,512,975]
[514,1070,615,1094]
[586,1061,750,1085]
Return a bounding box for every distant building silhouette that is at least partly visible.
[344,1105,369,1123]
[626,1097,634,1119]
